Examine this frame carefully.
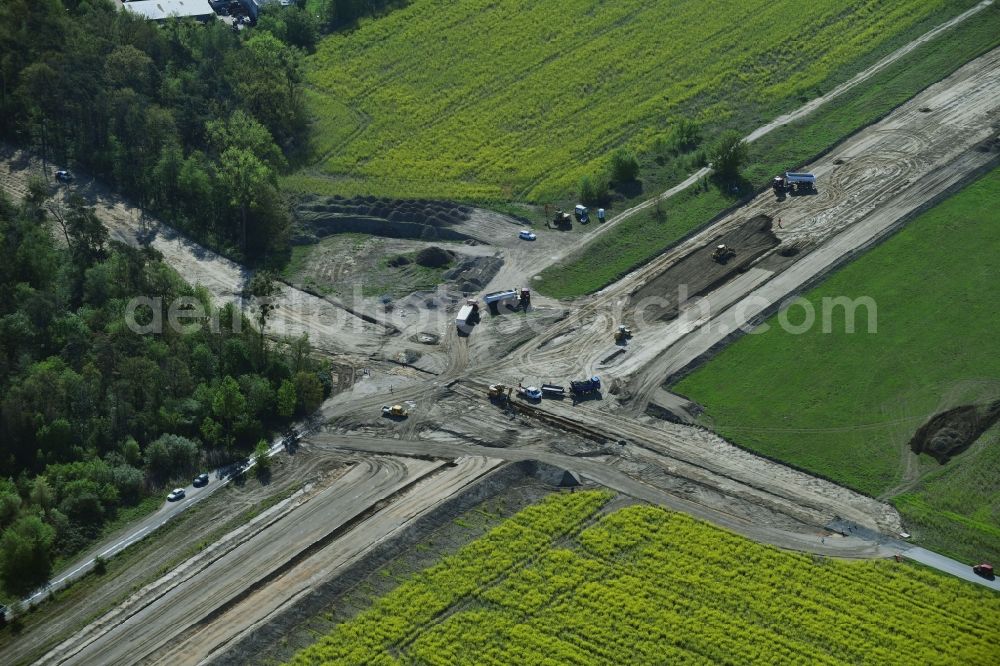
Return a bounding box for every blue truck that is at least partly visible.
[570,376,601,396]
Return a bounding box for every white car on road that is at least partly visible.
[167,488,186,502]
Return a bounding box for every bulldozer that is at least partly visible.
[381,404,408,419]
[614,324,633,343]
[712,244,736,264]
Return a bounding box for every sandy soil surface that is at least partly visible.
[627,214,780,321]
[312,433,896,560]
[154,456,504,665]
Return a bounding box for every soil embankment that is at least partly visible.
[294,196,477,243]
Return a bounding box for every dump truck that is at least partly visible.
[712,244,736,263]
[570,376,601,396]
[382,404,408,418]
[485,289,519,308]
[552,209,572,228]
[456,299,480,330]
[541,383,566,398]
[772,172,816,194]
[614,324,632,343]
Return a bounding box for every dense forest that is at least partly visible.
[0,1,379,601]
[0,187,330,598]
[0,0,312,262]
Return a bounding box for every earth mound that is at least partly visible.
[415,246,455,268]
[293,196,475,244]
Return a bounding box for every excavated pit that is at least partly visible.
[628,214,780,321]
[909,401,1000,463]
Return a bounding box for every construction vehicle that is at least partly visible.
[614,324,632,343]
[488,384,513,403]
[973,563,994,578]
[541,383,566,398]
[517,384,542,401]
[574,204,589,223]
[712,244,736,263]
[552,209,572,228]
[570,376,601,396]
[772,172,816,194]
[485,289,519,310]
[382,404,408,419]
[519,287,531,309]
[456,299,480,331]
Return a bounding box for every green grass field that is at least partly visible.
[291,0,979,203]
[533,4,1000,298]
[286,492,999,665]
[673,167,1000,562]
[893,423,1000,565]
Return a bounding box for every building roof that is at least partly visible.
[123,0,215,21]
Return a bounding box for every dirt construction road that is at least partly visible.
[39,455,503,666]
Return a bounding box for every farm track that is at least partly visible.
[4,23,1000,666]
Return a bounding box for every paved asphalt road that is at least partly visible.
[903,548,1000,592]
[19,431,306,614]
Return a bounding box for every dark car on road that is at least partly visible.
[55,170,74,183]
[193,473,210,487]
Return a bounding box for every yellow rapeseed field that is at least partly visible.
[287,492,999,665]
[298,0,971,201]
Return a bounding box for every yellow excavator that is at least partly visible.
[488,384,513,404]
